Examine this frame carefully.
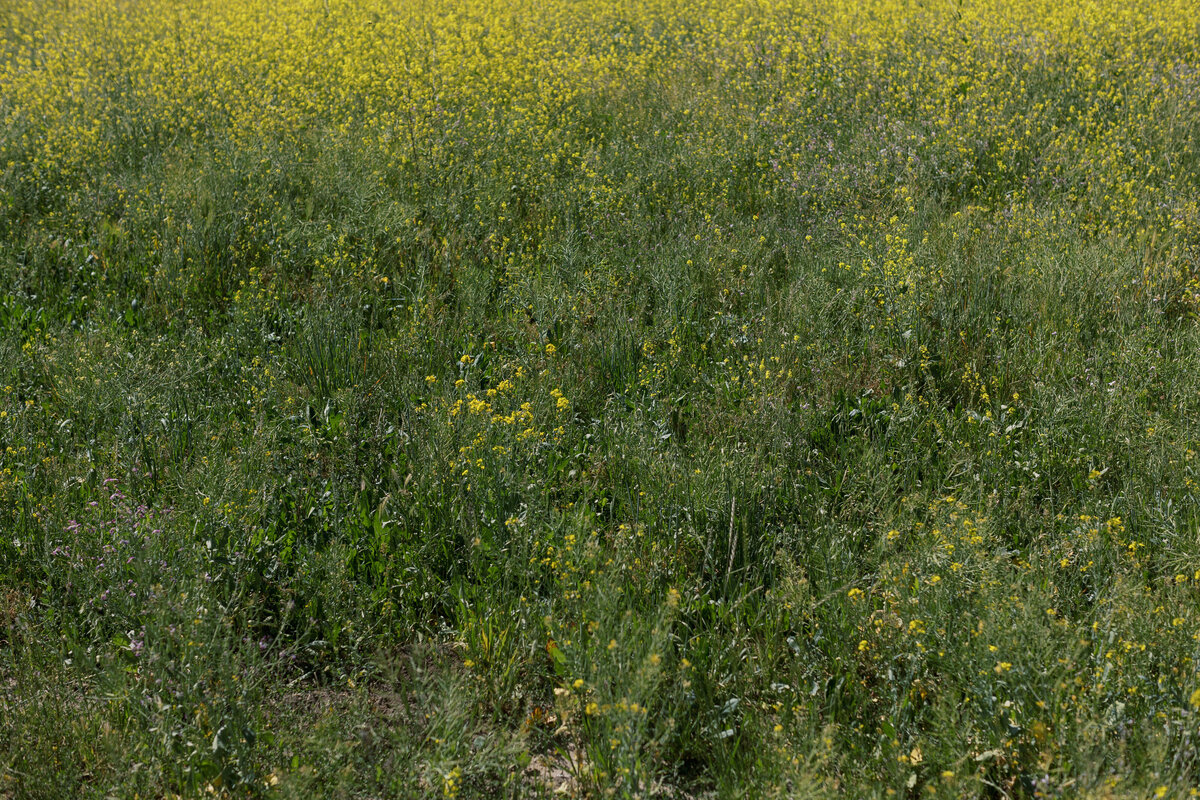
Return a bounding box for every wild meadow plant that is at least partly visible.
[3,0,1200,796]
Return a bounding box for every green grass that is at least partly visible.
[4,0,1200,797]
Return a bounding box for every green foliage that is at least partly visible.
[4,0,1200,797]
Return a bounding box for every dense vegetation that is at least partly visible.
[3,0,1200,796]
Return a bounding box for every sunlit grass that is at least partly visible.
[3,0,1200,797]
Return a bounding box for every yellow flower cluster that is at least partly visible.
[5,0,1196,247]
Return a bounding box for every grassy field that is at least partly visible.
[3,0,1200,796]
